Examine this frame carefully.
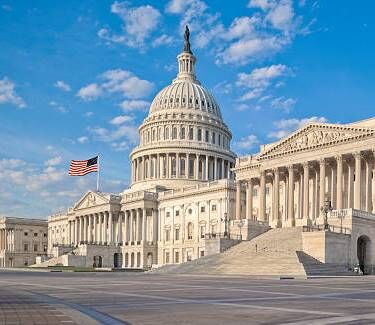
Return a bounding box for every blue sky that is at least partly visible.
[1,0,375,218]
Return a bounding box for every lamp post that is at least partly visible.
[221,213,229,238]
[321,195,333,231]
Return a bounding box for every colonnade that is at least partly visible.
[132,153,233,182]
[68,208,158,246]
[0,229,8,251]
[236,150,375,226]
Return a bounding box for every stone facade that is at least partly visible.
[0,216,48,267]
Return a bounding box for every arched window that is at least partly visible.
[152,129,156,141]
[189,127,194,140]
[212,132,216,144]
[187,222,193,240]
[165,127,169,140]
[180,158,186,176]
[172,127,177,139]
[197,129,202,141]
[180,127,185,139]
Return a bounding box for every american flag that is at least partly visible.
[69,156,98,176]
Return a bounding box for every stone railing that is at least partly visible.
[123,190,158,202]
[302,224,351,235]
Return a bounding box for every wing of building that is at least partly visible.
[44,32,375,275]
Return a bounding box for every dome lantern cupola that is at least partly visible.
[174,26,198,84]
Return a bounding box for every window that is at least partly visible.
[211,224,217,235]
[181,159,186,176]
[218,134,221,146]
[165,252,170,264]
[200,206,205,213]
[212,132,216,144]
[165,127,169,139]
[175,210,179,216]
[34,244,38,252]
[180,127,185,139]
[165,230,171,241]
[188,208,192,214]
[175,228,180,240]
[189,127,194,140]
[211,204,216,211]
[24,232,28,236]
[152,129,156,141]
[200,251,205,257]
[175,251,180,263]
[172,127,177,139]
[200,226,206,239]
[24,243,28,252]
[198,129,202,141]
[166,212,170,218]
[189,159,194,177]
[43,233,47,238]
[187,223,193,240]
[205,130,209,142]
[171,158,176,177]
[43,245,47,253]
[34,233,38,237]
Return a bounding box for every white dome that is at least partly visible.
[149,80,222,119]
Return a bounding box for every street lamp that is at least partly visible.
[221,213,229,238]
[321,194,333,231]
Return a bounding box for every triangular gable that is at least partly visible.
[258,123,375,159]
[73,191,110,211]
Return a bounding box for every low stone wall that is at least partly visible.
[230,219,270,240]
[205,238,241,256]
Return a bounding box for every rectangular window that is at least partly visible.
[175,210,179,216]
[34,233,38,237]
[24,244,28,252]
[212,132,216,144]
[24,232,28,236]
[189,127,194,140]
[200,206,205,213]
[34,244,38,252]
[166,212,170,218]
[211,204,216,211]
[175,228,180,240]
[165,252,170,264]
[198,129,202,141]
[200,250,205,257]
[166,230,170,241]
[205,130,209,142]
[200,226,206,239]
[175,251,180,263]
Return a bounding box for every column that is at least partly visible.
[366,158,372,212]
[319,158,326,213]
[221,159,225,179]
[259,170,266,222]
[336,155,343,210]
[205,155,209,180]
[214,157,217,180]
[88,215,92,243]
[103,212,108,244]
[166,153,169,178]
[196,154,200,180]
[354,152,362,209]
[118,213,123,244]
[186,154,189,179]
[153,209,158,243]
[236,180,241,220]
[142,209,147,242]
[99,213,103,244]
[246,180,253,220]
[93,214,97,243]
[273,168,280,224]
[288,165,295,226]
[67,221,71,245]
[227,161,231,179]
[135,209,140,242]
[303,162,309,220]
[108,211,113,244]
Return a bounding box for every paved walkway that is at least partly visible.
[0,270,375,324]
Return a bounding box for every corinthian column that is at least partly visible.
[354,152,362,209]
[372,150,375,214]
[272,168,280,225]
[259,170,266,222]
[88,215,92,243]
[236,180,241,220]
[287,165,295,226]
[336,155,343,209]
[303,162,309,220]
[246,180,253,220]
[319,158,326,213]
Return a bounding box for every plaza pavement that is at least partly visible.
[0,270,375,324]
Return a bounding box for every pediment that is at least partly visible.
[73,191,110,211]
[259,123,375,159]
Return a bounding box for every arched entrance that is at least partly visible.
[357,235,371,274]
[93,255,102,268]
[114,253,123,268]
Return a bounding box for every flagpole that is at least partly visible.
[96,155,100,192]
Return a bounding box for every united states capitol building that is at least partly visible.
[42,30,375,276]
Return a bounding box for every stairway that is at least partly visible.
[154,227,356,277]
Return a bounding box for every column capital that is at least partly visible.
[335,154,343,162]
[319,157,325,165]
[302,161,309,169]
[287,164,294,171]
[353,151,363,159]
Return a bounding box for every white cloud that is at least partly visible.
[268,116,328,139]
[77,70,153,102]
[0,77,26,108]
[152,34,174,47]
[248,0,273,10]
[265,0,295,33]
[236,64,293,101]
[45,156,62,167]
[54,80,71,92]
[120,99,150,112]
[222,16,258,41]
[99,2,161,49]
[90,124,139,145]
[84,111,94,117]
[109,115,134,125]
[49,100,68,113]
[77,136,88,144]
[235,134,259,151]
[76,83,102,101]
[270,96,297,112]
